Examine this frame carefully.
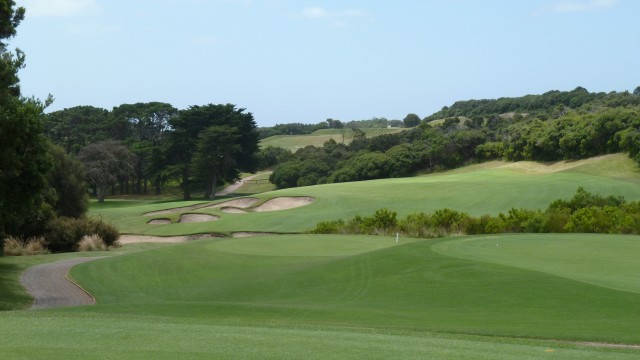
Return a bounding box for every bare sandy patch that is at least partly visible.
[232,232,273,238]
[119,235,190,244]
[253,197,315,212]
[147,218,171,224]
[179,214,220,223]
[221,207,248,214]
[206,197,259,209]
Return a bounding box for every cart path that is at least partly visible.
[216,172,270,196]
[20,257,104,309]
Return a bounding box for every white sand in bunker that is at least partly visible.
[253,197,315,212]
[119,235,190,244]
[221,207,248,214]
[147,218,171,224]
[179,213,220,223]
[206,197,259,209]
[232,232,273,238]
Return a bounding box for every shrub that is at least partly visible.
[45,217,120,252]
[78,234,107,251]
[3,237,23,256]
[311,219,345,234]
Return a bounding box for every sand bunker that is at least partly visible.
[206,197,259,209]
[179,214,220,223]
[232,232,273,238]
[119,235,190,244]
[119,233,223,244]
[147,218,171,225]
[221,207,248,214]
[253,197,315,212]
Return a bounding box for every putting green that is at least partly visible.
[432,234,640,294]
[207,234,412,257]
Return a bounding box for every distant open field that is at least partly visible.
[260,127,405,151]
[90,154,640,236]
[2,233,639,358]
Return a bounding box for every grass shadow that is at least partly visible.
[0,260,32,310]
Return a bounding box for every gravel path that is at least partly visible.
[20,257,103,309]
[216,174,260,196]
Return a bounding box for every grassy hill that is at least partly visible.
[259,127,405,151]
[90,154,640,236]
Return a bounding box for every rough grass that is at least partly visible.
[77,234,107,251]
[260,128,405,151]
[2,237,49,256]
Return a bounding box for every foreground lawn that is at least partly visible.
[2,233,640,358]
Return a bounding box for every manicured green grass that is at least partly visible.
[3,234,640,357]
[91,154,640,236]
[63,234,640,345]
[433,233,640,293]
[1,311,636,359]
[260,128,404,151]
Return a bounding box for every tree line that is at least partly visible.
[269,88,640,189]
[0,0,260,253]
[45,102,259,201]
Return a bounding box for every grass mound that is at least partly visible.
[68,234,640,345]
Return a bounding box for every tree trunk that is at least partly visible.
[209,172,218,200]
[181,168,191,200]
[154,176,161,195]
[143,177,148,194]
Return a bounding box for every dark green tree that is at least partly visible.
[78,141,135,202]
[403,113,421,128]
[47,144,89,218]
[44,106,112,154]
[166,104,259,200]
[111,102,177,194]
[192,125,240,199]
[0,1,55,246]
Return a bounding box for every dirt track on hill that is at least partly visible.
[20,257,103,309]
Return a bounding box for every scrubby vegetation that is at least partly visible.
[44,217,119,253]
[312,188,640,237]
[271,87,640,189]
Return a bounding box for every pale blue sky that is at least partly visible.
[13,0,640,126]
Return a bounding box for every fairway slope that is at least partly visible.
[69,234,640,345]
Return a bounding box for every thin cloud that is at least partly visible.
[302,6,328,19]
[19,0,100,17]
[299,6,371,28]
[551,0,617,12]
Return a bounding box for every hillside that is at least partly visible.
[91,154,640,236]
[259,127,404,151]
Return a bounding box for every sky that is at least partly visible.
[11,0,640,127]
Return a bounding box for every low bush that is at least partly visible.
[77,234,107,251]
[45,217,120,252]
